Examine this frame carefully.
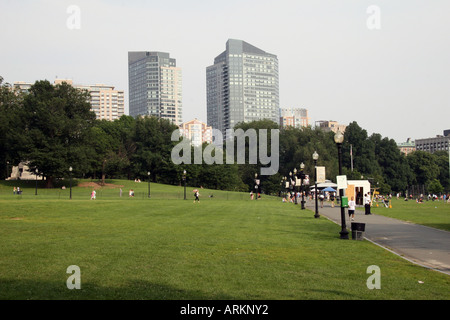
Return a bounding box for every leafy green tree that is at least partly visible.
[91,116,135,183]
[428,179,444,195]
[406,151,440,186]
[21,80,96,187]
[0,76,26,179]
[130,116,179,184]
[342,121,381,177]
[370,134,412,192]
[433,151,450,191]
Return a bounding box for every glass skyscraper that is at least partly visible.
[206,39,279,137]
[128,51,182,125]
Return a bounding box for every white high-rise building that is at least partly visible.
[128,51,182,125]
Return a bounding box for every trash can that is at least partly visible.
[351,222,366,240]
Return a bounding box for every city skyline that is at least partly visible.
[1,0,449,143]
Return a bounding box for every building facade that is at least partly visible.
[397,138,416,155]
[128,51,182,125]
[179,119,213,147]
[279,108,309,128]
[14,79,124,121]
[206,39,279,138]
[315,120,347,134]
[415,131,450,153]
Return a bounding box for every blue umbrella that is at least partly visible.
[322,187,336,192]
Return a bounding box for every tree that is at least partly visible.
[129,116,179,184]
[433,151,450,191]
[0,76,27,179]
[91,116,135,183]
[21,80,96,187]
[342,122,381,177]
[428,179,444,195]
[370,134,412,192]
[406,151,440,187]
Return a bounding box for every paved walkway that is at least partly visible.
[303,200,450,275]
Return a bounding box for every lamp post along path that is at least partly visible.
[334,131,349,239]
[313,151,320,218]
[183,170,187,200]
[69,166,73,200]
[148,171,151,198]
[300,162,305,210]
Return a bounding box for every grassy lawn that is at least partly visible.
[0,180,449,300]
[369,197,450,232]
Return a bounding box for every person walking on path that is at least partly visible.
[330,193,336,208]
[364,193,372,215]
[319,193,324,208]
[348,196,356,221]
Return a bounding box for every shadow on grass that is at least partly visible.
[0,279,235,300]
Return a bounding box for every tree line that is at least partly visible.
[1,77,448,195]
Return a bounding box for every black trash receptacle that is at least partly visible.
[351,222,366,240]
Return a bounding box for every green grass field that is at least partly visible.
[0,180,449,300]
[369,197,450,232]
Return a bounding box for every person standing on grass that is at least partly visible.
[194,190,200,204]
[348,196,356,221]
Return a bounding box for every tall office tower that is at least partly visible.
[206,39,279,138]
[128,51,182,125]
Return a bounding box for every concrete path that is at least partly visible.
[303,200,450,275]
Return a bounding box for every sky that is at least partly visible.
[1,0,449,143]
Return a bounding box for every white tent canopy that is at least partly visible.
[309,180,338,189]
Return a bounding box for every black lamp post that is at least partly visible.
[334,131,349,239]
[289,171,293,200]
[313,151,320,218]
[35,168,38,196]
[147,171,151,198]
[300,162,306,210]
[293,168,298,204]
[183,170,187,200]
[69,166,73,200]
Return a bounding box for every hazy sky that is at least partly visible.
[1,0,449,143]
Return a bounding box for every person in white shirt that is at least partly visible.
[348,196,356,221]
[364,193,372,215]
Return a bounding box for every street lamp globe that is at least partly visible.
[313,151,319,161]
[69,166,73,172]
[334,131,344,144]
[300,162,305,170]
